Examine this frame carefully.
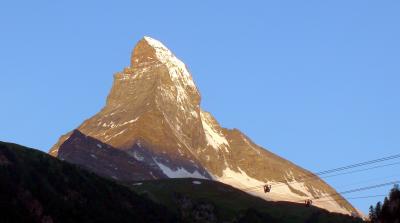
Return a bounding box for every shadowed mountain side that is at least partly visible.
[58,130,212,181]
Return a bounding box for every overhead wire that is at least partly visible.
[243,161,400,192]
[311,180,400,201]
[316,194,387,203]
[285,180,398,204]
[240,153,400,192]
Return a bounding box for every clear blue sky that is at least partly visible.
[1,0,399,214]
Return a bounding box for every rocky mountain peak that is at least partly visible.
[50,37,358,216]
[130,36,178,67]
[130,36,169,68]
[108,36,200,109]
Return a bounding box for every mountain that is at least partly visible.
[49,36,357,215]
[0,141,364,223]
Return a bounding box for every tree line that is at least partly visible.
[368,184,400,223]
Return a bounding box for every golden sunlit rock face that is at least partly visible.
[50,36,358,215]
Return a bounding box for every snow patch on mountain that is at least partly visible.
[192,180,202,185]
[122,117,139,125]
[100,117,139,129]
[200,111,229,151]
[217,167,265,190]
[104,129,127,142]
[313,193,352,215]
[127,150,144,161]
[154,159,208,179]
[143,36,196,88]
[216,167,351,215]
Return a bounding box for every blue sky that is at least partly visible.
[1,0,399,214]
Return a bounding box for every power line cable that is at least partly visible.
[244,161,400,192]
[240,154,400,191]
[312,180,399,201]
[316,194,387,203]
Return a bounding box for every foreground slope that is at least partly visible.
[49,36,356,215]
[128,178,364,223]
[0,141,363,223]
[0,141,174,223]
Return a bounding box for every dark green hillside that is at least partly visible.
[0,142,175,223]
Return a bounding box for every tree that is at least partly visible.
[389,184,399,201]
[369,205,376,223]
[380,197,389,222]
[374,201,382,221]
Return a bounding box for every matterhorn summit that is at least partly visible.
[50,36,357,215]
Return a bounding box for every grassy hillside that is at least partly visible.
[0,141,364,223]
[0,141,175,223]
